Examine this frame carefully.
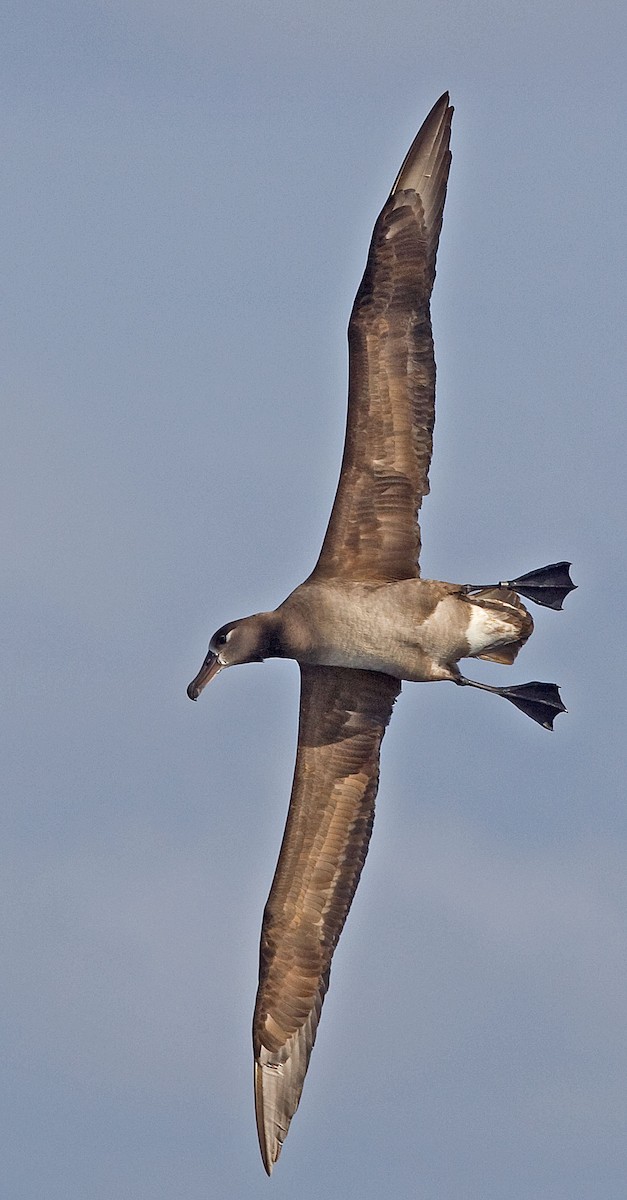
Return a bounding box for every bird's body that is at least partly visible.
[272,578,532,681]
[186,93,574,1173]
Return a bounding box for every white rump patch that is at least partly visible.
[465,603,516,656]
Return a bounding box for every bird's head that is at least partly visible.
[186,614,280,700]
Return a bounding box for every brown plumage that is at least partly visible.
[186,92,572,1175]
[254,666,400,1170]
[314,94,452,583]
[251,100,453,1167]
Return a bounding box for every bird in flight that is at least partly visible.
[187,93,575,1173]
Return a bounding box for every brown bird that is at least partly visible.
[187,93,575,1174]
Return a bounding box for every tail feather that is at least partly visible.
[478,641,525,665]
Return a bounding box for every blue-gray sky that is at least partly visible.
[3,2,626,1197]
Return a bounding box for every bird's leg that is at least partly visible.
[463,561,576,610]
[455,675,566,730]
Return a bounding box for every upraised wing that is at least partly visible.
[253,665,400,1173]
[313,92,453,583]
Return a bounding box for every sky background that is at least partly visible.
[3,2,626,1197]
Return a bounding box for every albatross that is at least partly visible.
[187,93,575,1173]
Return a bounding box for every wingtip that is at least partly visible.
[425,90,454,126]
[435,89,452,111]
[254,1060,280,1176]
[391,90,453,201]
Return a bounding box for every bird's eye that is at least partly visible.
[216,632,228,646]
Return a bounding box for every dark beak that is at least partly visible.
[187,652,223,700]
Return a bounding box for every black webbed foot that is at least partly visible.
[465,562,576,610]
[456,676,567,731]
[500,562,577,610]
[495,681,567,730]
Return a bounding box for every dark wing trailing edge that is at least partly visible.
[253,665,400,1173]
[313,92,453,583]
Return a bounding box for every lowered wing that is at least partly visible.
[253,664,400,1172]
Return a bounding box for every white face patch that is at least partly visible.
[210,626,234,660]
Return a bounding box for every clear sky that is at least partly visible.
[3,2,626,1197]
